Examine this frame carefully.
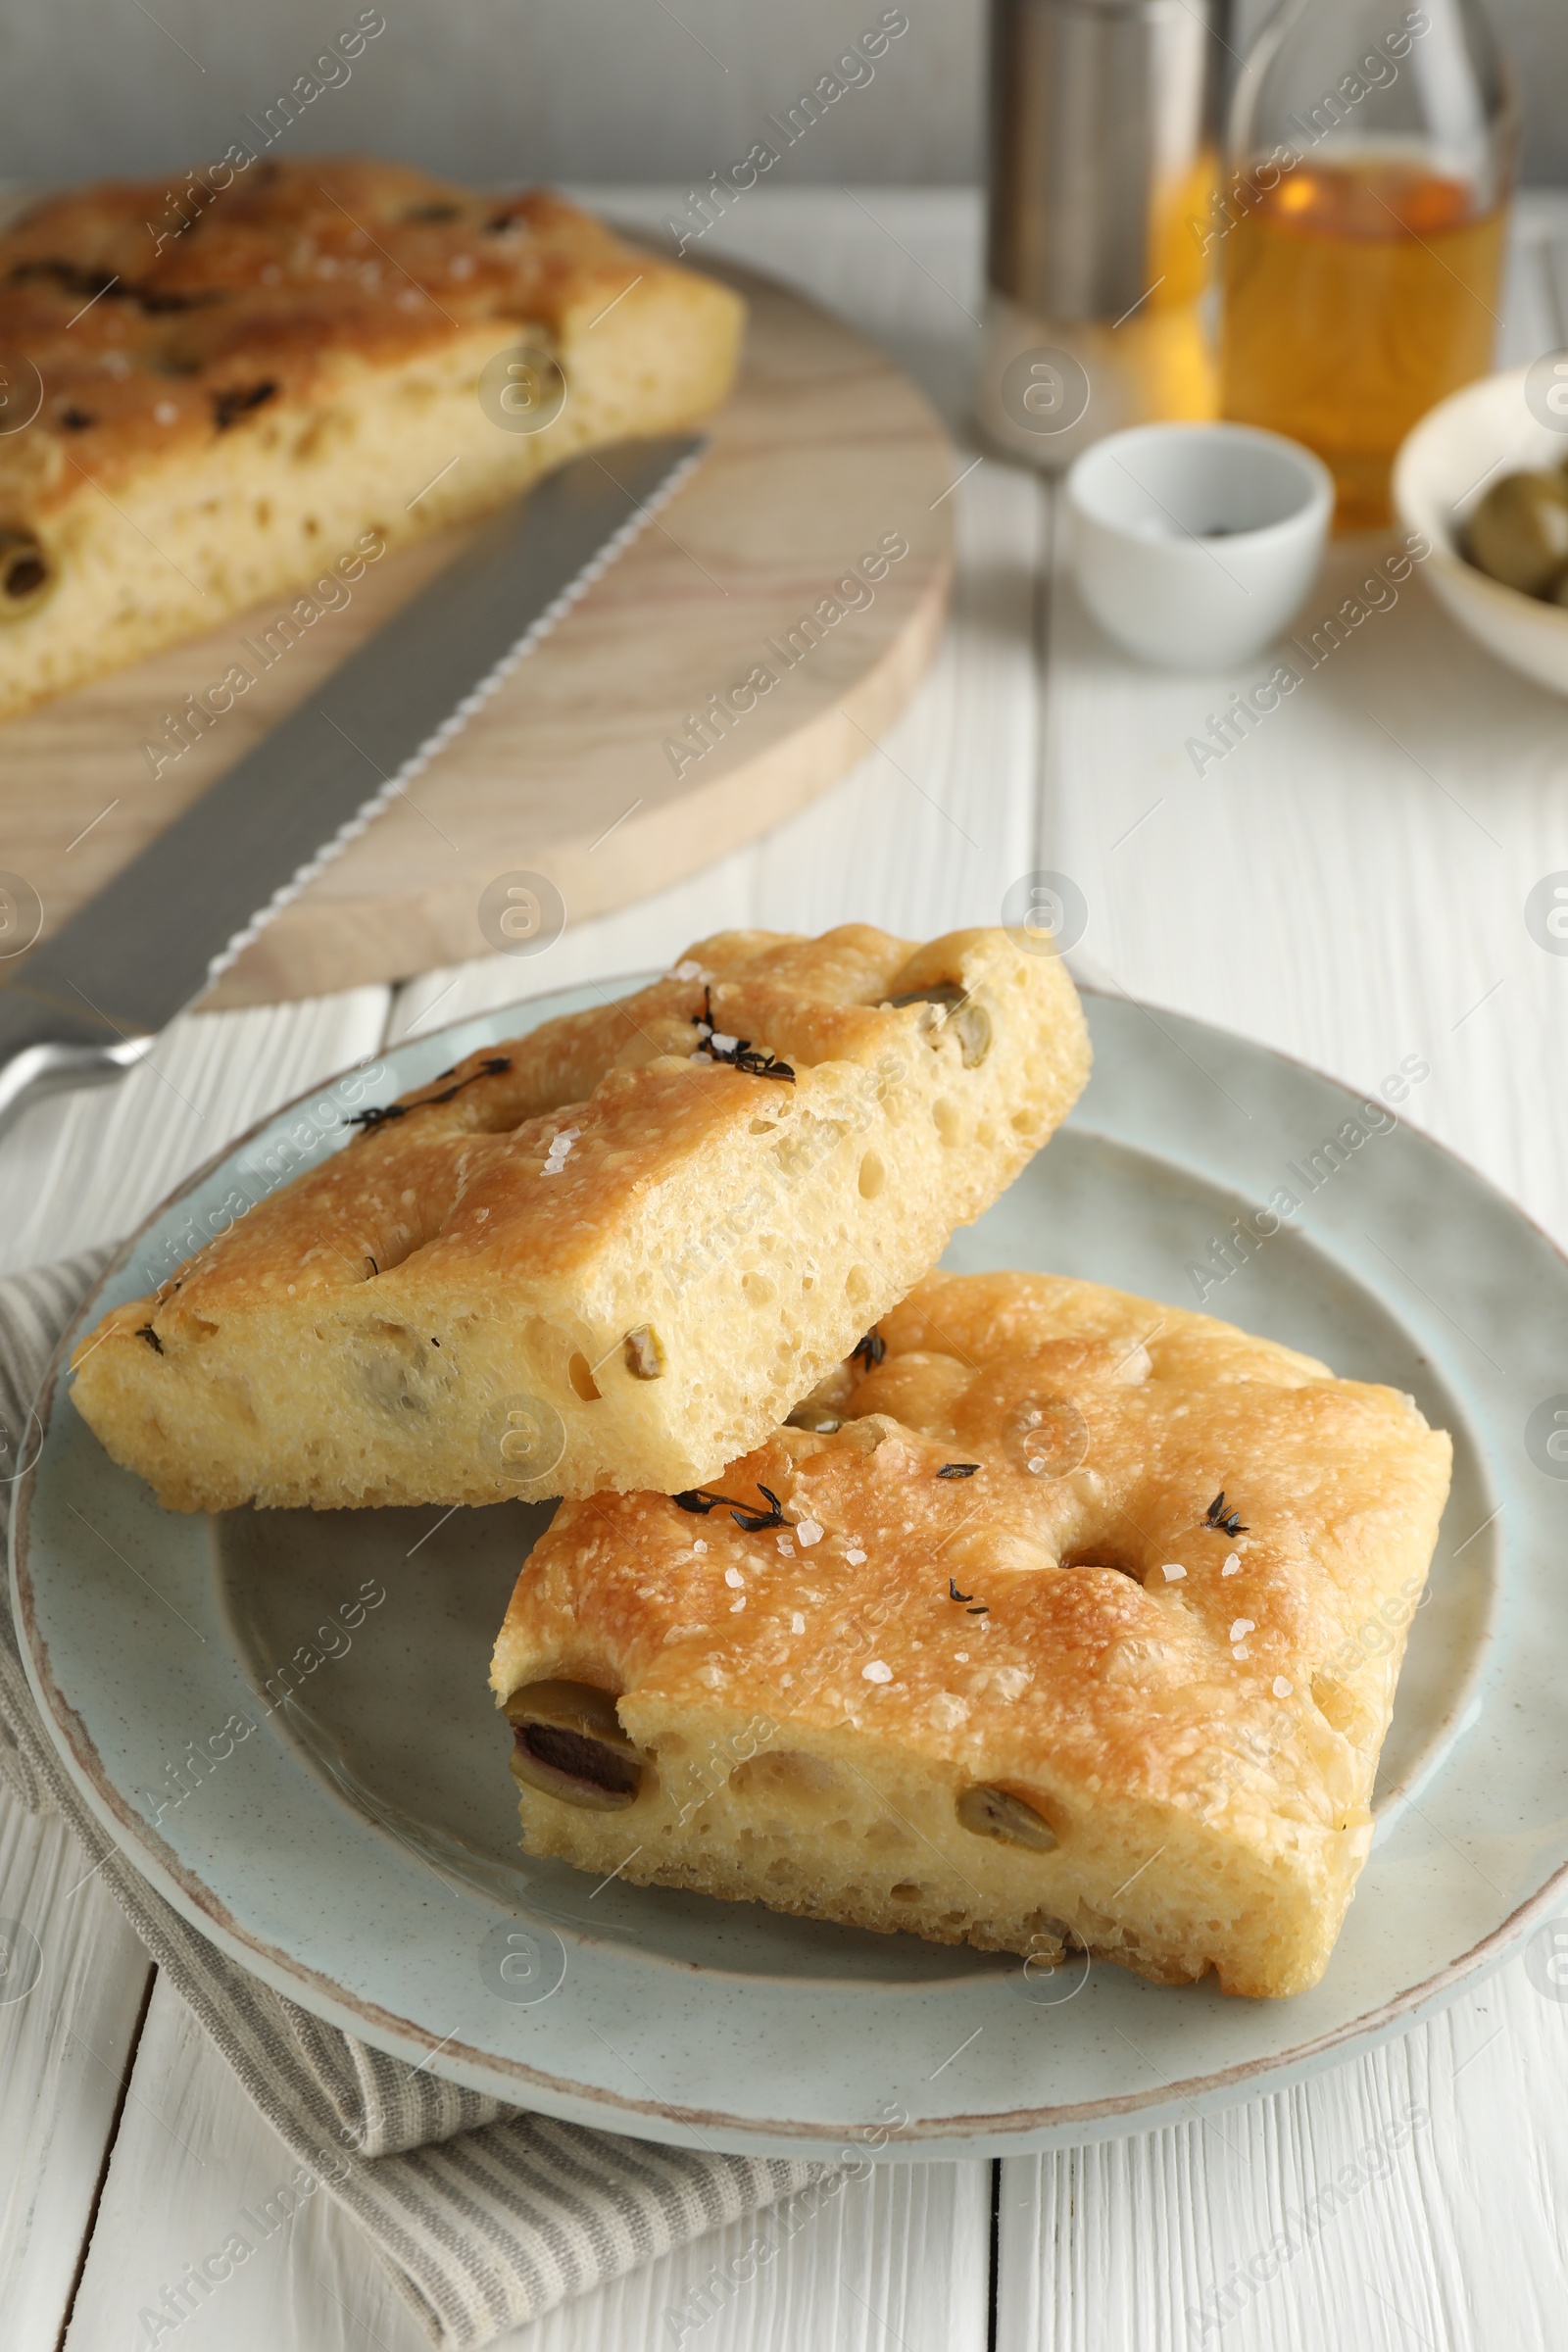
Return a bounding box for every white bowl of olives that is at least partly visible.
[1394,363,1568,701]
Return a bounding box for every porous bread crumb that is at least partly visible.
[72,923,1091,1508]
[491,1267,1452,2000]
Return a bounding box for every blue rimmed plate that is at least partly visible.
[13,979,1566,2157]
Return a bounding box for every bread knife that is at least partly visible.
[0,433,706,1143]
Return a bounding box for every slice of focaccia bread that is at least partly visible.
[72,927,1090,1510]
[0,156,744,717]
[490,1269,1452,1998]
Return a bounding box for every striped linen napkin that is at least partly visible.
[0,1250,819,2347]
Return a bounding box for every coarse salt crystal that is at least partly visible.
[1229,1619,1254,1642]
[775,1532,795,1557]
[956,1651,969,1663]
[724,1566,744,1590]
[1160,1562,1186,1582]
[1221,1560,1240,1577]
[796,1517,823,1546]
[1232,1643,1250,1659]
[730,1596,745,1613]
[846,1547,867,1566]
[862,1660,893,1685]
[693,1539,708,1554]
[1272,1676,1293,1697]
[791,1611,806,1635]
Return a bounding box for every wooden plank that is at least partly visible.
[578,183,988,434]
[66,1979,994,2352]
[0,1796,151,2352]
[997,1952,1568,2352]
[1037,427,1568,1255]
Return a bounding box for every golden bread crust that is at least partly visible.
[71,927,1091,1509]
[0,157,744,711]
[490,1269,1452,1998]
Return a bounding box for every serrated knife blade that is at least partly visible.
[0,433,705,1141]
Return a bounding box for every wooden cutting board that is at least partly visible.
[0,260,955,1008]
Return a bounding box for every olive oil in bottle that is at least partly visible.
[1219,0,1514,530]
[1222,160,1506,530]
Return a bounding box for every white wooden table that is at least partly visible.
[5,184,1568,2352]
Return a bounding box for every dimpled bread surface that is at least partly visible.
[72,926,1091,1511]
[0,156,744,715]
[490,1269,1452,1998]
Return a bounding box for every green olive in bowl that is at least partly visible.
[1465,469,1568,598]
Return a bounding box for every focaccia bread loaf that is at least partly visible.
[72,926,1090,1510]
[490,1269,1452,1998]
[0,156,744,717]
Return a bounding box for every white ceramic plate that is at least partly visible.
[14,980,1568,2159]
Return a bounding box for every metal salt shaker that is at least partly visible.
[978,0,1232,468]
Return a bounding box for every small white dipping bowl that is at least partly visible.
[1394,365,1568,701]
[1065,421,1333,670]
